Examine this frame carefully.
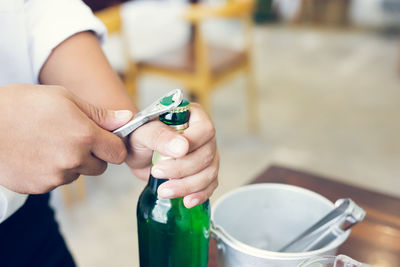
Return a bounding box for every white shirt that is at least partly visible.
[0,0,105,223]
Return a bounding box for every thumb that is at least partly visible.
[72,96,133,131]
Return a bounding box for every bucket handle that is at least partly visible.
[211,220,239,247]
[211,220,259,255]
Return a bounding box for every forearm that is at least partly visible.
[39,31,137,113]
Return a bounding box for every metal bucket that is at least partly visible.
[211,183,350,267]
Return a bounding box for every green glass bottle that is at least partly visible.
[137,96,210,267]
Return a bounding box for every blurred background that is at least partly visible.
[51,0,400,266]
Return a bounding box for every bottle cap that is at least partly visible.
[160,95,190,113]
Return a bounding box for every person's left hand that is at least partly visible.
[125,103,219,208]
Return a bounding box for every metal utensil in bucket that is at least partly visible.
[279,198,365,253]
[211,183,352,267]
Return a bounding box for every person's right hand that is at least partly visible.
[0,84,133,194]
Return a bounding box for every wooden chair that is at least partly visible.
[96,0,259,131]
[136,0,259,131]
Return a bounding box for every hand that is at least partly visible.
[126,103,219,208]
[0,84,133,194]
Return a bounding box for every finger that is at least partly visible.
[71,95,133,130]
[76,154,107,176]
[183,103,216,153]
[91,125,128,164]
[184,179,218,209]
[157,152,219,199]
[151,137,217,179]
[128,120,189,162]
[125,141,153,170]
[129,165,151,181]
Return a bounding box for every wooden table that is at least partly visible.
[208,165,400,267]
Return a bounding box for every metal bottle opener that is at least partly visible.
[112,89,183,138]
[279,198,366,252]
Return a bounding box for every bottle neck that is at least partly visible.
[147,150,173,191]
[147,121,189,192]
[147,102,189,191]
[147,174,168,192]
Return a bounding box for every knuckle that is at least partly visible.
[208,182,218,197]
[213,178,219,189]
[208,166,219,183]
[52,173,67,188]
[174,162,184,178]
[30,187,43,195]
[53,85,67,92]
[198,190,210,203]
[59,154,83,170]
[90,105,107,125]
[215,152,220,168]
[69,159,82,170]
[202,146,214,167]
[107,141,127,164]
[37,177,57,193]
[48,85,67,94]
[153,127,171,152]
[206,121,216,138]
[151,127,165,150]
[180,181,192,196]
[178,169,186,179]
[114,145,127,164]
[77,125,96,146]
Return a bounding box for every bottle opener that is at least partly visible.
[112,89,183,138]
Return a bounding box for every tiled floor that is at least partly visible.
[52,25,400,266]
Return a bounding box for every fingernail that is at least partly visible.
[114,110,133,121]
[185,198,200,208]
[158,188,174,199]
[167,137,187,156]
[152,167,165,178]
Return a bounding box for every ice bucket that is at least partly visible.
[211,183,350,267]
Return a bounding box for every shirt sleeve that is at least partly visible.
[24,0,107,83]
[0,186,28,223]
[0,0,107,223]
